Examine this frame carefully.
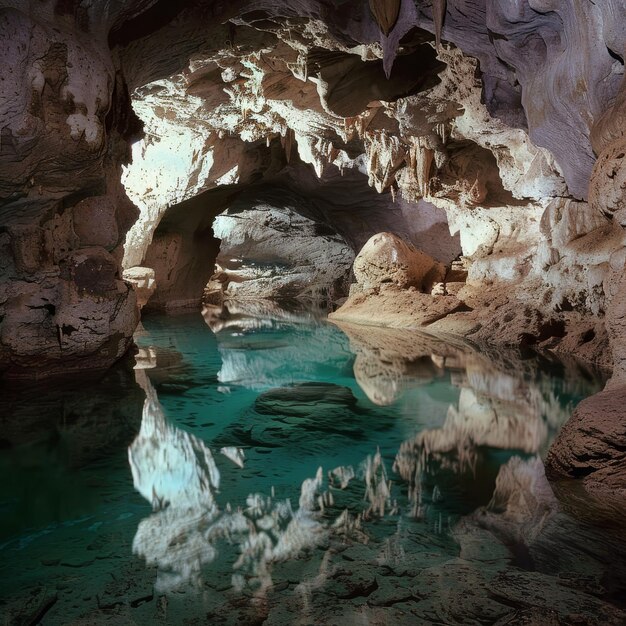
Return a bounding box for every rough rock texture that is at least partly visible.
[0,1,145,377]
[205,186,354,305]
[330,284,466,329]
[546,384,626,502]
[353,232,444,292]
[1,0,626,495]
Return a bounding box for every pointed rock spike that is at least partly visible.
[369,0,401,36]
[433,0,447,49]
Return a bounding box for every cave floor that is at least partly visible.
[0,311,624,625]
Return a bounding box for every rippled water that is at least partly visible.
[1,308,624,624]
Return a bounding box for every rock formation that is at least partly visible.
[1,1,625,498]
[0,2,143,377]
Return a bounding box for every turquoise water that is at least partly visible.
[1,310,624,624]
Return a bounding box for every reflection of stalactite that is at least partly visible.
[129,377,402,593]
[129,378,340,594]
[129,373,220,511]
[129,351,580,598]
[129,374,224,592]
[363,449,396,518]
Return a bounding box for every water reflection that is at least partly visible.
[206,314,352,392]
[125,308,624,625]
[2,311,621,624]
[128,368,381,594]
[202,300,325,334]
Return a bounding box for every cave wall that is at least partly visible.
[0,0,625,498]
[0,0,154,377]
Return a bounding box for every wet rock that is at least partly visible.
[545,385,626,503]
[330,570,378,599]
[255,382,359,417]
[411,559,511,624]
[0,586,58,626]
[366,576,414,606]
[487,569,625,625]
[493,607,564,625]
[216,381,394,456]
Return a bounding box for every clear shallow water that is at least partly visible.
[0,309,624,625]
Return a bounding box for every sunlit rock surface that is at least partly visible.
[352,231,444,292]
[206,187,354,304]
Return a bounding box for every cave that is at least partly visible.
[1,0,626,623]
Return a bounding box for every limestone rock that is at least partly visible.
[353,232,445,292]
[208,190,354,304]
[589,135,626,222]
[123,266,156,309]
[545,385,626,500]
[329,284,466,329]
[0,3,144,378]
[72,196,119,250]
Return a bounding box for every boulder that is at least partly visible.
[353,232,445,292]
[545,384,626,501]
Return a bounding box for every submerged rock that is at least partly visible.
[255,382,359,417]
[216,382,391,453]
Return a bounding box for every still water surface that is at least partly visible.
[1,309,624,624]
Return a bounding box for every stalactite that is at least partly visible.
[368,0,401,36]
[434,148,447,169]
[282,128,293,163]
[433,0,447,48]
[289,53,308,82]
[410,136,434,197]
[436,121,448,145]
[365,131,405,193]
